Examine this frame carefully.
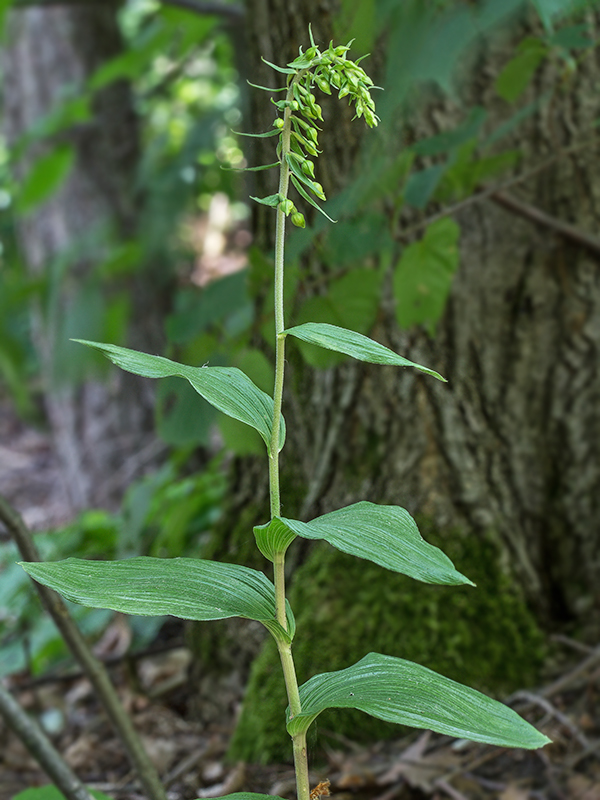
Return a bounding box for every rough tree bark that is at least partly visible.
[2,3,163,512]
[188,6,600,731]
[239,5,600,627]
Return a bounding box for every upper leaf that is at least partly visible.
[21,557,295,643]
[284,322,446,381]
[287,652,551,749]
[73,340,285,454]
[255,502,472,586]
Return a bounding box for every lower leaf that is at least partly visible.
[20,557,295,643]
[287,652,551,749]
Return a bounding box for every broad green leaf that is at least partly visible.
[394,218,460,336]
[73,340,285,453]
[495,38,548,103]
[287,652,551,749]
[255,502,472,586]
[17,145,75,213]
[284,323,446,381]
[20,557,295,643]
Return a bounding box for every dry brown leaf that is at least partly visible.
[498,785,530,800]
[92,613,132,659]
[566,774,600,800]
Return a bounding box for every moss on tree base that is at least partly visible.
[228,525,546,764]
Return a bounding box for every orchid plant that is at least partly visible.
[21,29,549,800]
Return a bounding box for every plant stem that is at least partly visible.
[268,95,293,521]
[268,78,311,800]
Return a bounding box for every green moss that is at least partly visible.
[228,525,546,764]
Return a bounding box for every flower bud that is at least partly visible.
[291,211,305,228]
[364,109,377,127]
[301,160,315,178]
[312,182,326,200]
[306,127,319,144]
[278,198,295,216]
[315,76,331,94]
[273,118,284,129]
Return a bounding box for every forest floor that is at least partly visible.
[1,395,599,800]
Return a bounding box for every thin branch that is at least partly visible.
[396,135,599,242]
[0,680,95,800]
[490,190,600,258]
[0,495,168,800]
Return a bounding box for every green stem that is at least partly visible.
[268,92,293,520]
[268,76,311,800]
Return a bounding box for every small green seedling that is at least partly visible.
[21,29,550,800]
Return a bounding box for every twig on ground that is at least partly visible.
[551,635,595,655]
[509,690,589,748]
[0,680,95,800]
[12,638,186,690]
[540,645,600,699]
[0,494,168,800]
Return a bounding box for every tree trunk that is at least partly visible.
[3,4,163,512]
[242,5,600,624]
[190,5,600,747]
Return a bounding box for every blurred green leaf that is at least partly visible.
[293,269,381,368]
[404,164,445,209]
[550,23,593,49]
[394,218,460,335]
[167,272,251,344]
[411,107,487,157]
[17,146,75,213]
[156,377,215,446]
[495,37,548,103]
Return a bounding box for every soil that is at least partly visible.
[1,395,599,800]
